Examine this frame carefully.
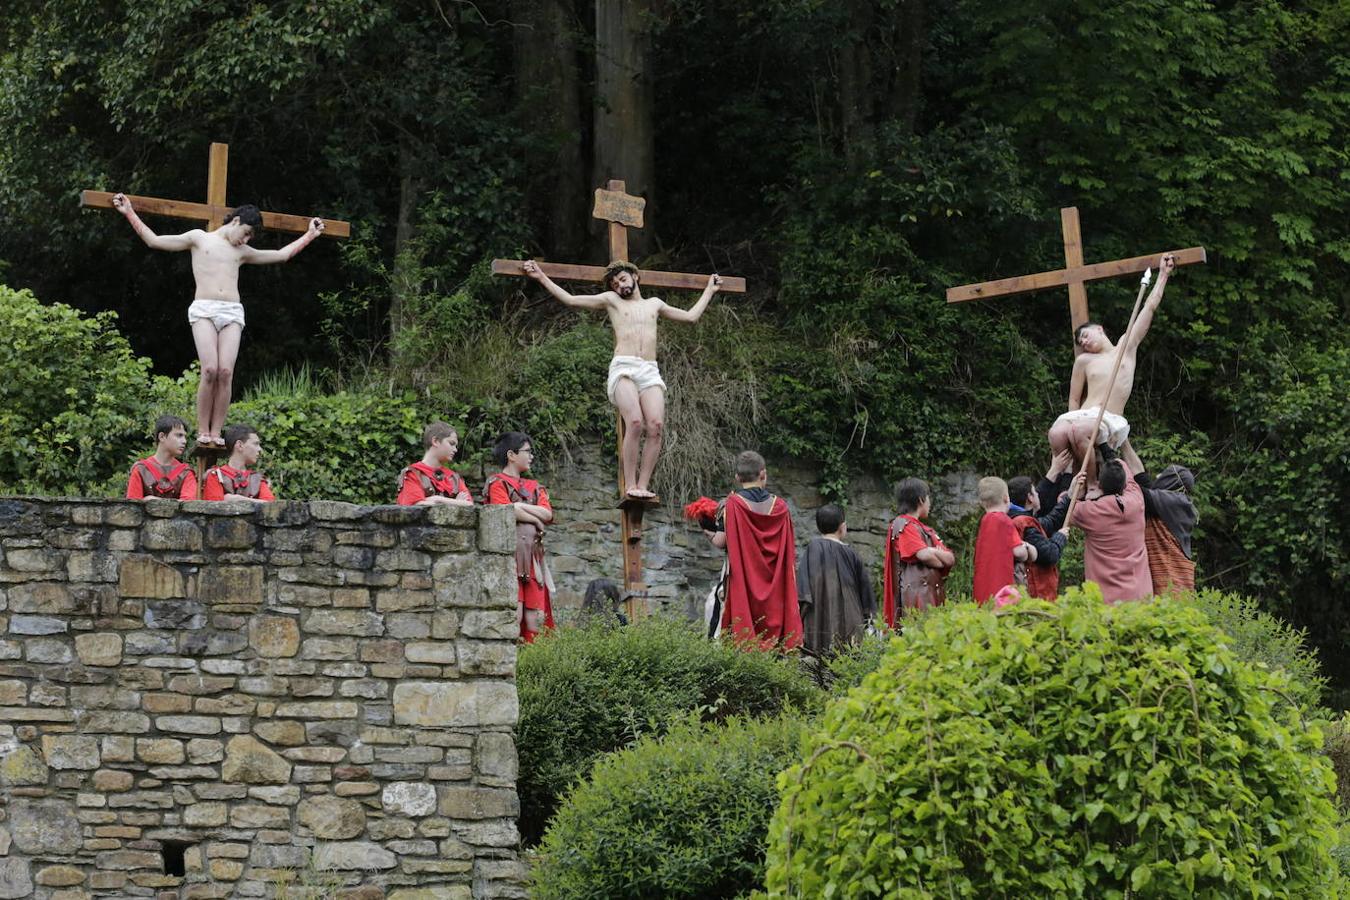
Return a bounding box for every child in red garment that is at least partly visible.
[483,432,555,642]
[397,422,475,507]
[125,415,198,501]
[972,476,1035,605]
[882,478,955,628]
[203,424,275,502]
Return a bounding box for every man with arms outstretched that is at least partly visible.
[1048,253,1177,464]
[112,193,325,448]
[522,259,721,500]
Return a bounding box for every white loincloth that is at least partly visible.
[606,356,666,403]
[188,299,246,332]
[1053,406,1130,448]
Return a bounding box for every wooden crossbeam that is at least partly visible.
[945,206,1206,332]
[491,259,745,293]
[80,142,350,239]
[80,191,350,239]
[946,246,1206,304]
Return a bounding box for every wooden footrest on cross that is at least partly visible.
[191,443,228,486]
[617,494,661,511]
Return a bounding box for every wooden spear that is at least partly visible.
[1063,265,1154,529]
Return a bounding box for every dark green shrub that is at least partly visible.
[764,586,1340,898]
[533,713,808,900]
[0,285,182,494]
[1179,588,1326,714]
[516,617,820,844]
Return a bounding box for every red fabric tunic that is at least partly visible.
[720,492,803,650]
[1069,479,1152,603]
[125,458,197,501]
[202,464,275,501]
[485,472,555,642]
[972,510,1021,605]
[1011,515,1060,601]
[882,515,950,628]
[397,462,471,506]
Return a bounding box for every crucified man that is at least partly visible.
[1048,253,1177,468]
[111,193,325,448]
[523,259,722,500]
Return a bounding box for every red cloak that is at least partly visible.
[720,493,802,650]
[972,510,1021,605]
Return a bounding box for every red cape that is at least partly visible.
[973,510,1020,605]
[721,493,802,650]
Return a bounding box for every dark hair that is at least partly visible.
[734,450,766,484]
[815,503,845,535]
[603,260,639,291]
[580,578,627,627]
[895,478,930,515]
[153,414,187,443]
[493,431,532,468]
[1007,476,1034,508]
[226,204,263,231]
[1074,321,1106,345]
[221,423,257,454]
[1098,459,1128,495]
[423,422,457,449]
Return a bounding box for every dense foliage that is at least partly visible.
[515,618,819,844]
[533,713,808,900]
[763,588,1340,897]
[1,1,1346,677]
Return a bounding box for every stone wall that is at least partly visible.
[531,442,980,617]
[0,497,525,900]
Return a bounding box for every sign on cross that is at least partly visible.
[80,142,351,238]
[492,179,746,619]
[946,206,1205,333]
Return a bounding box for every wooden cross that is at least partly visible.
[946,207,1205,332]
[79,141,351,238]
[493,179,747,620]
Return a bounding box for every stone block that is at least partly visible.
[455,640,516,677]
[92,769,134,791]
[155,716,221,735]
[0,679,23,705]
[253,720,306,746]
[136,739,186,764]
[208,859,244,880]
[386,613,430,640]
[144,599,206,630]
[94,849,161,870]
[6,547,61,572]
[309,500,364,521]
[392,682,518,728]
[34,864,85,887]
[9,614,67,634]
[373,589,434,612]
[10,798,82,853]
[383,781,437,817]
[124,630,175,655]
[183,801,228,826]
[206,518,258,549]
[331,546,374,569]
[312,841,396,871]
[305,609,385,636]
[401,527,474,553]
[404,641,456,665]
[187,738,225,764]
[297,794,367,839]
[475,733,518,782]
[143,692,192,713]
[28,637,74,663]
[459,610,519,641]
[67,550,120,582]
[197,566,264,606]
[373,549,431,571]
[258,500,311,527]
[42,735,100,770]
[9,582,78,614]
[76,632,123,666]
[141,518,203,551]
[247,784,301,805]
[300,637,356,660]
[167,674,234,695]
[221,735,292,784]
[436,786,519,819]
[0,741,48,785]
[230,804,290,829]
[476,504,516,553]
[0,859,33,900]
[249,616,300,657]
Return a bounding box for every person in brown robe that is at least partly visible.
[795,504,875,657]
[1123,445,1197,593]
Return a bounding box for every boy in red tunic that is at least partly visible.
[203,424,275,502]
[882,478,955,628]
[972,476,1036,605]
[705,451,802,650]
[125,415,197,501]
[397,422,474,507]
[483,432,555,642]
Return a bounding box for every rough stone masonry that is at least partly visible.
[0,496,526,900]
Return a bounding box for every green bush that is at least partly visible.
[0,285,182,495]
[764,587,1340,898]
[533,713,808,900]
[1179,588,1326,715]
[516,617,820,844]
